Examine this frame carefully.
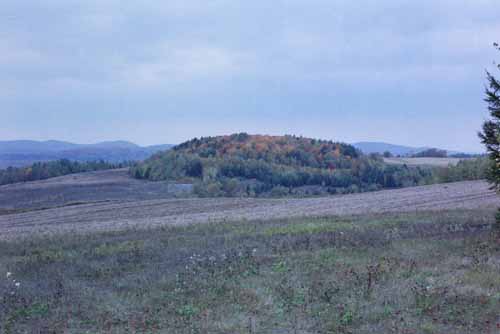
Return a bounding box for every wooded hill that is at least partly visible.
[131,133,441,197]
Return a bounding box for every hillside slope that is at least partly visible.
[132,133,436,197]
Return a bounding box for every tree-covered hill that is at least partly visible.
[131,133,442,197]
[174,133,359,169]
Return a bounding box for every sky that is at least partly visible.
[1,1,499,152]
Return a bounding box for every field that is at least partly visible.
[0,170,497,241]
[1,171,500,333]
[0,169,192,211]
[383,157,464,167]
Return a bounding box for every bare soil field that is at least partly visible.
[383,157,464,167]
[0,169,497,240]
[0,168,192,210]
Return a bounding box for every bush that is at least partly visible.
[194,181,223,197]
[270,186,290,197]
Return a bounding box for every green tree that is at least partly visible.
[479,43,500,226]
[479,43,500,189]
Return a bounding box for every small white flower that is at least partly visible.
[15,282,20,288]
[252,248,257,253]
[6,272,11,278]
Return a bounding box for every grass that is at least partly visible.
[1,209,499,333]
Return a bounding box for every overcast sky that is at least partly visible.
[2,1,499,152]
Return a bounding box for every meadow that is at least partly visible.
[1,209,499,333]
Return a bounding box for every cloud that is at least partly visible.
[0,0,497,151]
[122,45,254,89]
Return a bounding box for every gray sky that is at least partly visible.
[2,1,499,152]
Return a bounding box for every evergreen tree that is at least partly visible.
[479,43,500,190]
[479,43,500,227]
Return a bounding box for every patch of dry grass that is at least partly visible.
[1,210,499,333]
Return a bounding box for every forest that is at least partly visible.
[132,133,489,197]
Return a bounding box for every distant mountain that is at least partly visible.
[0,140,78,154]
[352,142,479,157]
[352,142,429,156]
[89,141,141,149]
[0,140,174,168]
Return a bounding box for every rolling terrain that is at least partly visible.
[0,140,173,168]
[0,169,497,240]
[0,169,191,211]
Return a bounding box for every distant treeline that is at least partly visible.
[432,157,490,182]
[131,134,489,197]
[132,151,436,197]
[0,159,132,186]
[409,148,482,159]
[411,148,447,158]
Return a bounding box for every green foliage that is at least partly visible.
[132,133,442,197]
[0,159,131,186]
[479,43,500,225]
[479,43,500,191]
[412,148,447,158]
[433,157,490,183]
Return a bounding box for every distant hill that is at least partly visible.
[0,140,173,168]
[352,142,430,156]
[352,142,476,157]
[0,140,79,154]
[132,133,436,197]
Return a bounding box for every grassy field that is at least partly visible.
[1,209,499,333]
